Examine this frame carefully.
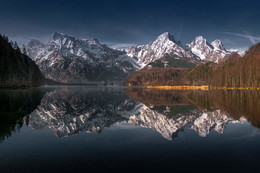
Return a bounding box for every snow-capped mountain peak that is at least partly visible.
[27,39,45,47]
[151,32,182,49]
[50,32,65,40]
[155,32,177,43]
[50,32,74,46]
[88,38,100,45]
[189,36,214,49]
[187,36,231,62]
[127,32,198,67]
[49,32,103,51]
[26,39,45,60]
[211,39,225,50]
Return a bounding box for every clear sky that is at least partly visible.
[0,0,260,50]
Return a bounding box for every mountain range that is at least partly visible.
[127,32,235,67]
[25,32,237,83]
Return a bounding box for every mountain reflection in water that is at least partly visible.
[1,87,259,142]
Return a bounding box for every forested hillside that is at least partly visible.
[124,67,189,86]
[147,54,197,68]
[0,34,43,87]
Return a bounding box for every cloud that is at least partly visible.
[225,31,260,44]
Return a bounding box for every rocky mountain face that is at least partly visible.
[0,34,43,87]
[187,36,231,63]
[127,32,199,67]
[26,32,140,83]
[28,88,246,139]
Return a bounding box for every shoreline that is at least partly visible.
[146,85,209,90]
[146,85,260,90]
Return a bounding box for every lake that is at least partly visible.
[0,86,260,173]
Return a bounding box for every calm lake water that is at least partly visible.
[0,86,260,173]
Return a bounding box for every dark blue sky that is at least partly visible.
[0,0,260,50]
